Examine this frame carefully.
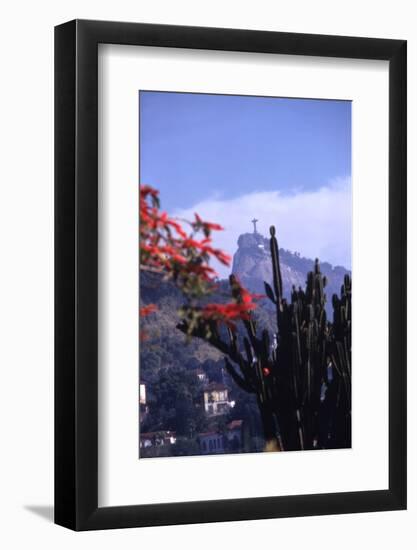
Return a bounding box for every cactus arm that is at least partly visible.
[269,226,283,312]
[224,358,255,393]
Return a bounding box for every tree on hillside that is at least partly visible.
[143,366,207,437]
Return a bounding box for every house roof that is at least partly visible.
[204,382,228,392]
[227,419,243,430]
[198,431,222,438]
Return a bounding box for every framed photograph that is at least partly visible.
[55,19,406,530]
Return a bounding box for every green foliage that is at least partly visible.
[142,365,208,437]
[171,437,201,457]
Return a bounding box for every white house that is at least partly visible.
[203,382,232,416]
[139,383,147,405]
[195,368,208,385]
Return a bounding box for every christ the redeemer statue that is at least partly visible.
[251,218,259,234]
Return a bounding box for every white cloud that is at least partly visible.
[172,177,352,279]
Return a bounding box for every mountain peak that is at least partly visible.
[237,231,268,250]
[231,230,350,317]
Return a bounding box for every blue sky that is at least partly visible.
[139,91,351,274]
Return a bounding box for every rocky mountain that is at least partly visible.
[232,231,350,318]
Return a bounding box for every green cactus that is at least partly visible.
[178,225,352,451]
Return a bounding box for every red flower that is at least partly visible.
[139,183,260,328]
[140,185,159,198]
[140,304,158,317]
[212,249,232,266]
[194,213,224,231]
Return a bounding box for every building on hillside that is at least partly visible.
[140,430,176,449]
[195,367,208,385]
[203,382,234,416]
[198,431,225,454]
[197,420,244,454]
[139,383,147,405]
[139,382,149,425]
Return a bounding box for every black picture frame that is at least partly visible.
[55,19,407,531]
